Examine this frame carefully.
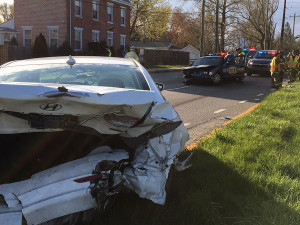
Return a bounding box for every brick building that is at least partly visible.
[14,0,133,52]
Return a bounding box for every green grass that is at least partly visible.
[88,82,300,225]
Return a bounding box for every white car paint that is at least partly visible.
[0,56,189,225]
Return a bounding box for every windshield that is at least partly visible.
[247,51,257,58]
[193,57,222,66]
[0,63,149,90]
[254,51,276,59]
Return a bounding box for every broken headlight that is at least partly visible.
[104,113,140,128]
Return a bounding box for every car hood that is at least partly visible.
[251,58,272,64]
[183,65,219,71]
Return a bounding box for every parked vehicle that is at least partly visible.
[182,55,245,85]
[245,49,257,67]
[0,56,189,225]
[246,50,277,76]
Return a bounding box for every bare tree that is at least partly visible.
[0,3,14,22]
[206,0,242,51]
[237,0,279,49]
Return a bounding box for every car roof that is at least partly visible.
[1,56,137,68]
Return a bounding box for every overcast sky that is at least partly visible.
[1,0,299,36]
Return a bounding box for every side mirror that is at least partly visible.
[155,82,164,91]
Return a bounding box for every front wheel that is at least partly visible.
[212,74,222,85]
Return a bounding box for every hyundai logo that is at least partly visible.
[40,103,62,111]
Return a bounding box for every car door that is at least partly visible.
[222,55,245,77]
[234,55,246,75]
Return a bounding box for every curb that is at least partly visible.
[186,103,260,151]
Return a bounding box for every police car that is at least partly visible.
[183,54,245,85]
[246,50,277,76]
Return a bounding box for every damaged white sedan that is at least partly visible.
[0,56,189,225]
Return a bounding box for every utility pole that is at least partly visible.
[293,13,296,37]
[280,0,287,48]
[215,0,219,53]
[200,0,205,56]
[290,14,300,37]
[264,0,269,50]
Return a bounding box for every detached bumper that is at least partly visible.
[0,147,129,225]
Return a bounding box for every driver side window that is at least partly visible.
[235,55,245,65]
[227,57,235,66]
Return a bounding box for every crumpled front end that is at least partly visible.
[0,84,189,225]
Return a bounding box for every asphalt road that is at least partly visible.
[150,71,289,146]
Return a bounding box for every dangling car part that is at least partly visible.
[0,56,189,225]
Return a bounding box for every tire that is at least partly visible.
[247,71,252,76]
[212,74,222,85]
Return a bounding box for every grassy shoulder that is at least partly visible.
[89,82,300,225]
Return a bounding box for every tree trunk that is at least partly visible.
[220,0,227,51]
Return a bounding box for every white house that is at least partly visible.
[131,41,200,63]
[180,45,200,63]
[0,19,18,45]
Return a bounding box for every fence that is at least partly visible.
[0,45,32,65]
[0,46,190,66]
[0,45,8,65]
[143,49,189,66]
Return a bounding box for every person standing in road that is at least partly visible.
[234,48,245,57]
[270,51,285,89]
[287,50,298,83]
[235,48,246,65]
[125,46,139,61]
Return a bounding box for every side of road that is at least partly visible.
[186,103,260,150]
[147,67,184,74]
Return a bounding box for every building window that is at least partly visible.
[121,7,126,26]
[92,30,99,42]
[4,33,11,45]
[92,0,99,20]
[107,3,113,23]
[23,29,32,47]
[120,34,126,49]
[107,31,113,47]
[75,0,82,17]
[48,27,58,47]
[74,27,83,51]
